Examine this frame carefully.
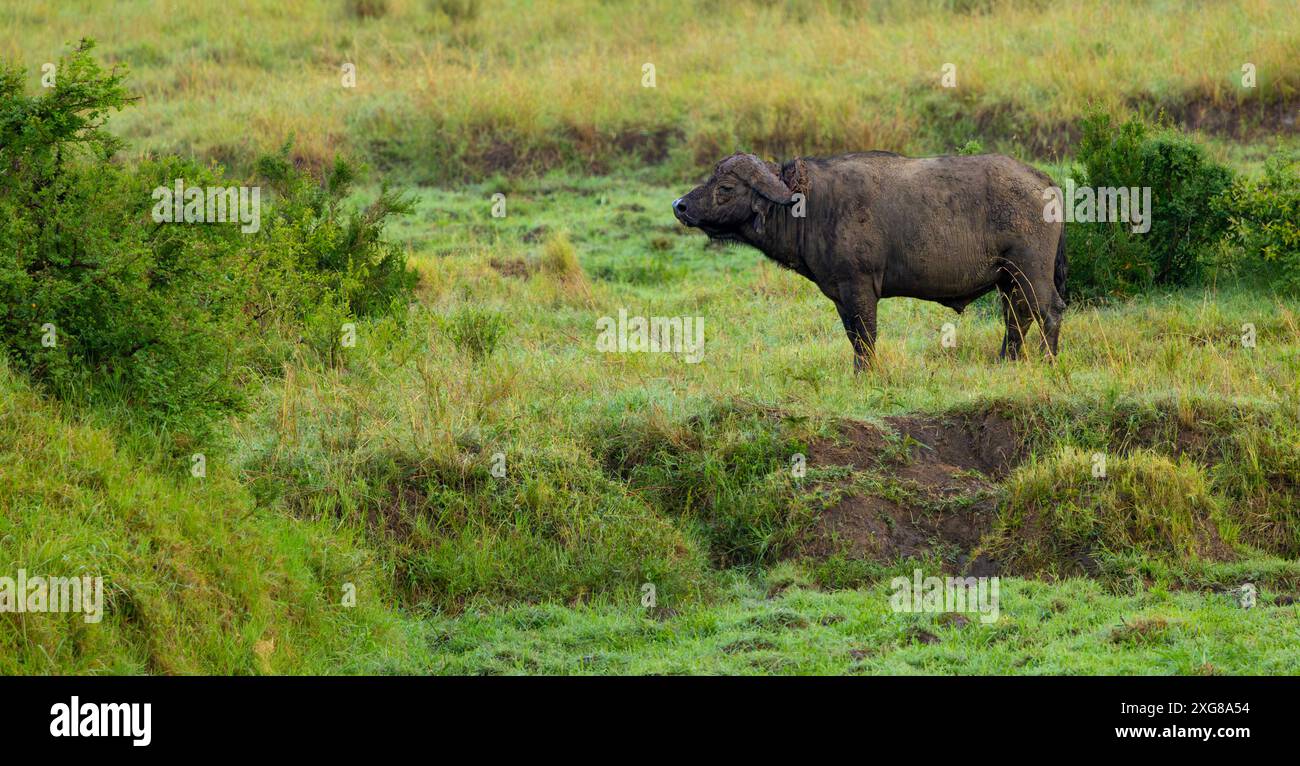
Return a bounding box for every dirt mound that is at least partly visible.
[800,412,1025,574]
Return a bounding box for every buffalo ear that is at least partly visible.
[739,154,795,204]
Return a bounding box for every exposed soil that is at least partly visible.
[800,411,1026,575]
[489,256,537,278]
[612,128,679,165]
[480,141,521,174]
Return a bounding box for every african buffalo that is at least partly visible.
[672,152,1067,369]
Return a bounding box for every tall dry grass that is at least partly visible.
[3,0,1295,179]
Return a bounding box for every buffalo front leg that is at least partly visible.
[835,284,879,372]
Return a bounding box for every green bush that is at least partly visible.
[249,146,416,365]
[1065,218,1158,299]
[1212,153,1300,294]
[0,42,414,438]
[1067,110,1233,298]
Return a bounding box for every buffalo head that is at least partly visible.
[673,153,796,240]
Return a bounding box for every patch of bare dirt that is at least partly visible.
[613,128,679,165]
[805,491,1000,574]
[489,256,537,278]
[905,626,940,645]
[479,141,519,174]
[474,127,684,177]
[799,411,1026,575]
[886,409,1026,480]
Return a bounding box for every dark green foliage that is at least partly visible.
[1065,220,1158,299]
[253,146,416,319]
[1212,153,1300,294]
[1067,110,1234,298]
[0,42,414,437]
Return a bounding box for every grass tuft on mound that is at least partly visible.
[989,447,1235,577]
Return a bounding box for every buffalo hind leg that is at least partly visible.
[1040,289,1066,358]
[1000,274,1062,361]
[998,285,1034,361]
[836,285,879,372]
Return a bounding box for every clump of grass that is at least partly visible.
[763,561,814,597]
[1213,419,1300,557]
[0,364,419,674]
[541,232,582,278]
[440,306,509,359]
[1108,616,1174,646]
[989,447,1234,576]
[256,435,713,611]
[539,232,592,302]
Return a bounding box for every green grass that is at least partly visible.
[425,575,1300,675]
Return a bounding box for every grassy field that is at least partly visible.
[3,0,1297,180]
[2,1,1299,674]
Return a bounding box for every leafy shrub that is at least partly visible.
[0,42,414,437]
[252,145,417,330]
[1065,219,1159,298]
[1211,153,1300,294]
[1067,110,1233,298]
